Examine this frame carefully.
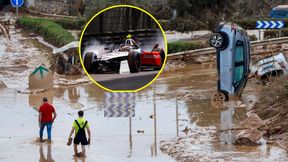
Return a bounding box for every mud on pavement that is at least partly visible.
[0,12,90,91]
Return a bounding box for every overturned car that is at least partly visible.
[210,22,251,108]
[82,37,165,73]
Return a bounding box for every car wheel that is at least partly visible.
[154,49,165,70]
[84,53,93,72]
[210,33,226,49]
[128,52,141,73]
[211,92,226,108]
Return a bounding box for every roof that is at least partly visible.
[273,5,288,9]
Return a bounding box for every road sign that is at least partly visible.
[10,0,24,7]
[29,65,53,90]
[256,21,284,29]
[31,66,49,78]
[104,92,135,117]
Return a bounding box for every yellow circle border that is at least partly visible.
[79,5,168,93]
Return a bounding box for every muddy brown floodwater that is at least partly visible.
[1,12,288,162]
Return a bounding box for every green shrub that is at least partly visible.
[249,34,258,41]
[168,41,207,54]
[52,18,85,30]
[17,16,75,47]
[264,28,288,38]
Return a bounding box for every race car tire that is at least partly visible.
[84,53,99,73]
[154,49,165,70]
[128,52,141,73]
[84,53,93,72]
[209,32,228,49]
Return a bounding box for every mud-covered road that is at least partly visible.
[1,12,288,162]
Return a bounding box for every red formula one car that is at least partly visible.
[128,44,165,73]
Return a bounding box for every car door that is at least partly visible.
[233,41,245,92]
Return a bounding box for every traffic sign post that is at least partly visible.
[256,20,285,40]
[29,65,53,90]
[104,92,135,117]
[256,21,284,29]
[10,0,24,16]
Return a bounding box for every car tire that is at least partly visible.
[211,91,227,108]
[84,53,93,72]
[210,33,228,49]
[154,49,165,70]
[128,52,141,73]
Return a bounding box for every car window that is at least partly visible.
[235,41,244,63]
[278,10,288,17]
[233,41,245,87]
[234,65,244,84]
[271,9,288,18]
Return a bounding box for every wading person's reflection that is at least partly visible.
[39,143,54,162]
[68,87,80,103]
[74,156,86,162]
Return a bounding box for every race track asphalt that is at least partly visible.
[90,69,160,90]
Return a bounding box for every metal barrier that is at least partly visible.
[168,36,288,60]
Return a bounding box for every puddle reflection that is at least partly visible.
[186,99,220,126]
[39,144,54,162]
[67,87,80,103]
[219,107,235,147]
[29,90,54,109]
[73,157,86,162]
[151,85,157,157]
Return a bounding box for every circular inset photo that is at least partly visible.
[79,5,167,92]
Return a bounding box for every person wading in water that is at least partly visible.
[38,97,57,142]
[67,110,91,157]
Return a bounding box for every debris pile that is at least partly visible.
[253,78,288,149]
[233,113,267,146]
[160,128,217,162]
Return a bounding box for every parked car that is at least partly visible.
[270,5,288,18]
[209,22,251,108]
[252,53,288,83]
[82,37,165,73]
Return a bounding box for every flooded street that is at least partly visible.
[1,13,288,162]
[1,60,288,162]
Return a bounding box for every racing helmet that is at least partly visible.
[124,34,139,48]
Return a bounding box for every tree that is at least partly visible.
[169,0,235,31]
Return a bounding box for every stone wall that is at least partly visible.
[34,0,82,16]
